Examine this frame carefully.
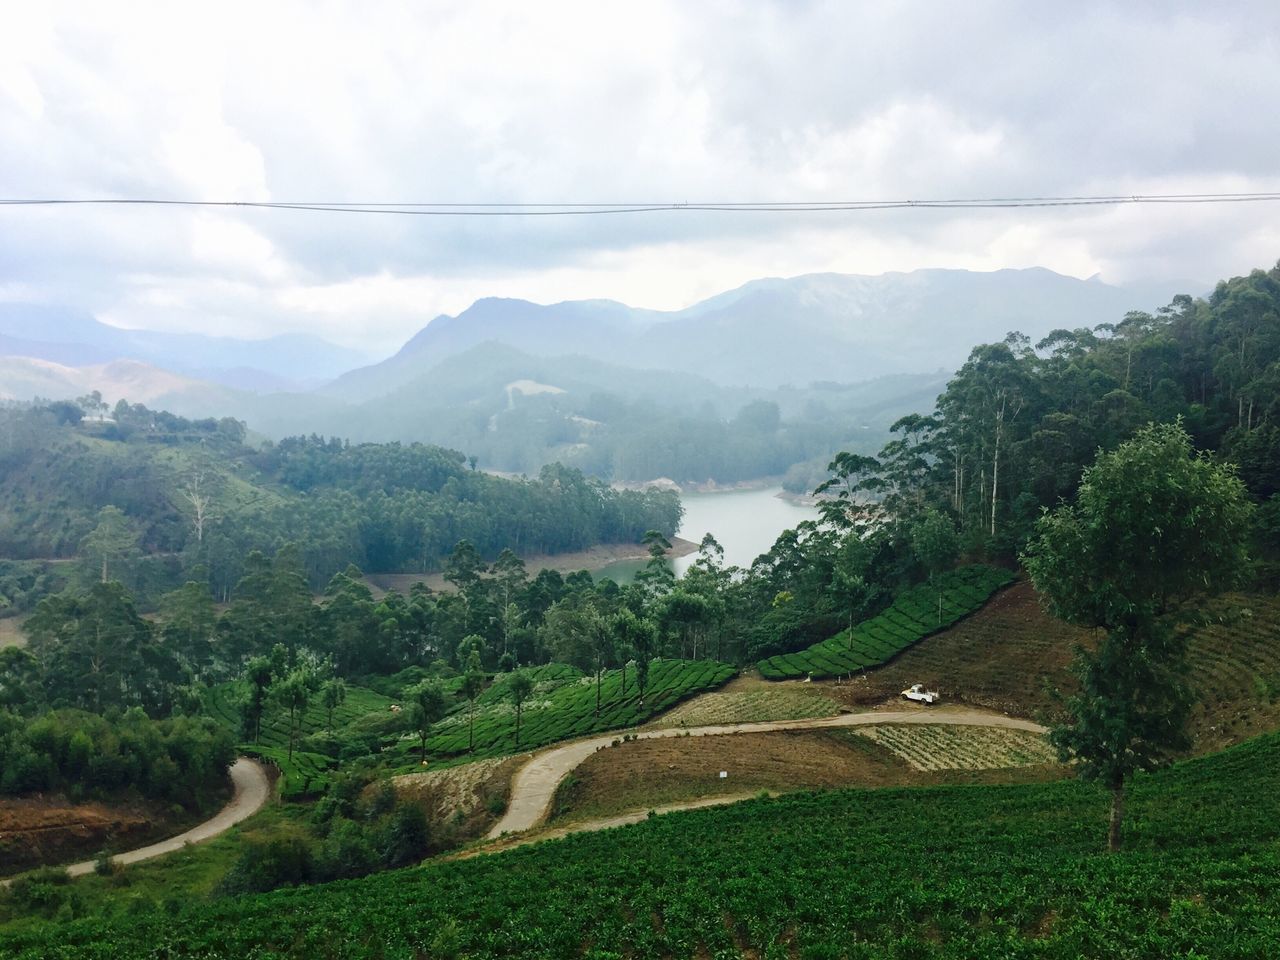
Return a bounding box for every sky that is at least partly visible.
[2,1,1279,354]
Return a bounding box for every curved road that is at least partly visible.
[487,707,1046,840]
[1,757,270,886]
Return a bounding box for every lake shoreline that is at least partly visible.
[364,536,699,595]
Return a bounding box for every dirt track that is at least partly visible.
[1,758,270,885]
[486,706,1046,840]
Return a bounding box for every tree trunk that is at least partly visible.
[1108,780,1126,852]
[991,395,1003,538]
[468,702,475,753]
[595,667,602,717]
[620,661,627,696]
[420,733,427,763]
[515,703,522,747]
[288,705,296,765]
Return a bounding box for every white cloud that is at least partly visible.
[2,1,1279,351]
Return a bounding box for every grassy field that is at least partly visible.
[7,730,1278,958]
[757,565,1015,680]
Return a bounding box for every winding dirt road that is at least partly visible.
[1,757,270,886]
[487,706,1046,840]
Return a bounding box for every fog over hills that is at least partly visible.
[321,267,1191,401]
[0,304,369,392]
[0,266,1195,481]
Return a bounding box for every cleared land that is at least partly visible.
[819,578,1083,720]
[387,755,522,845]
[817,580,1280,754]
[0,616,26,648]
[647,674,839,728]
[553,726,1062,823]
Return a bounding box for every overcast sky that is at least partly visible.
[2,1,1279,353]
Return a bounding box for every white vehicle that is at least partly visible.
[901,682,940,705]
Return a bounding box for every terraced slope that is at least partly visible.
[204,683,394,797]
[757,565,1015,680]
[826,581,1280,752]
[9,732,1280,958]
[419,659,736,761]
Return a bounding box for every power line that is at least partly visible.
[2,192,1280,216]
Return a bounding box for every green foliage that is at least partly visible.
[417,659,734,761]
[1022,422,1255,849]
[757,565,1013,679]
[8,732,1280,957]
[0,709,234,808]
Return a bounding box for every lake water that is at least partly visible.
[594,486,818,583]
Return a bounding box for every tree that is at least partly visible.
[320,677,347,733]
[634,530,675,600]
[241,655,274,743]
[508,670,534,748]
[79,506,140,585]
[460,639,485,754]
[912,509,960,623]
[273,669,315,765]
[1022,422,1253,851]
[405,678,448,763]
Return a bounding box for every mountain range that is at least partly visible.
[0,267,1196,481]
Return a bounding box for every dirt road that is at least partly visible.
[487,706,1046,839]
[1,757,270,885]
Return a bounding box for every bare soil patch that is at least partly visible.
[819,580,1085,721]
[387,755,523,845]
[552,728,1064,824]
[0,793,216,877]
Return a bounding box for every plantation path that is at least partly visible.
[1,758,270,886]
[487,706,1045,839]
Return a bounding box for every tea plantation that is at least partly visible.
[8,729,1278,958]
[758,565,1015,680]
[204,682,395,797]
[419,658,736,760]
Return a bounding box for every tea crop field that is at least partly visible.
[757,565,1014,680]
[852,723,1059,771]
[8,730,1278,958]
[418,659,736,761]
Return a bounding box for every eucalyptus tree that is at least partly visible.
[508,669,535,748]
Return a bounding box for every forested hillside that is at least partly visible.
[0,400,680,601]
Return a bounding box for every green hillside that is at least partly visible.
[758,565,1015,679]
[7,730,1278,958]
[418,659,736,761]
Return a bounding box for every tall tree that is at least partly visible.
[79,506,141,585]
[459,639,486,754]
[273,668,315,765]
[1022,422,1253,851]
[912,509,960,624]
[320,677,347,733]
[508,669,534,748]
[405,678,448,764]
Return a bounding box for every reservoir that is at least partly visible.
[595,486,818,583]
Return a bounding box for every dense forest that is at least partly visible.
[0,405,680,605]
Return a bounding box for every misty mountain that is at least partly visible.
[0,303,370,391]
[322,267,1190,401]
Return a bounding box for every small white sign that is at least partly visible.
[719,770,727,778]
